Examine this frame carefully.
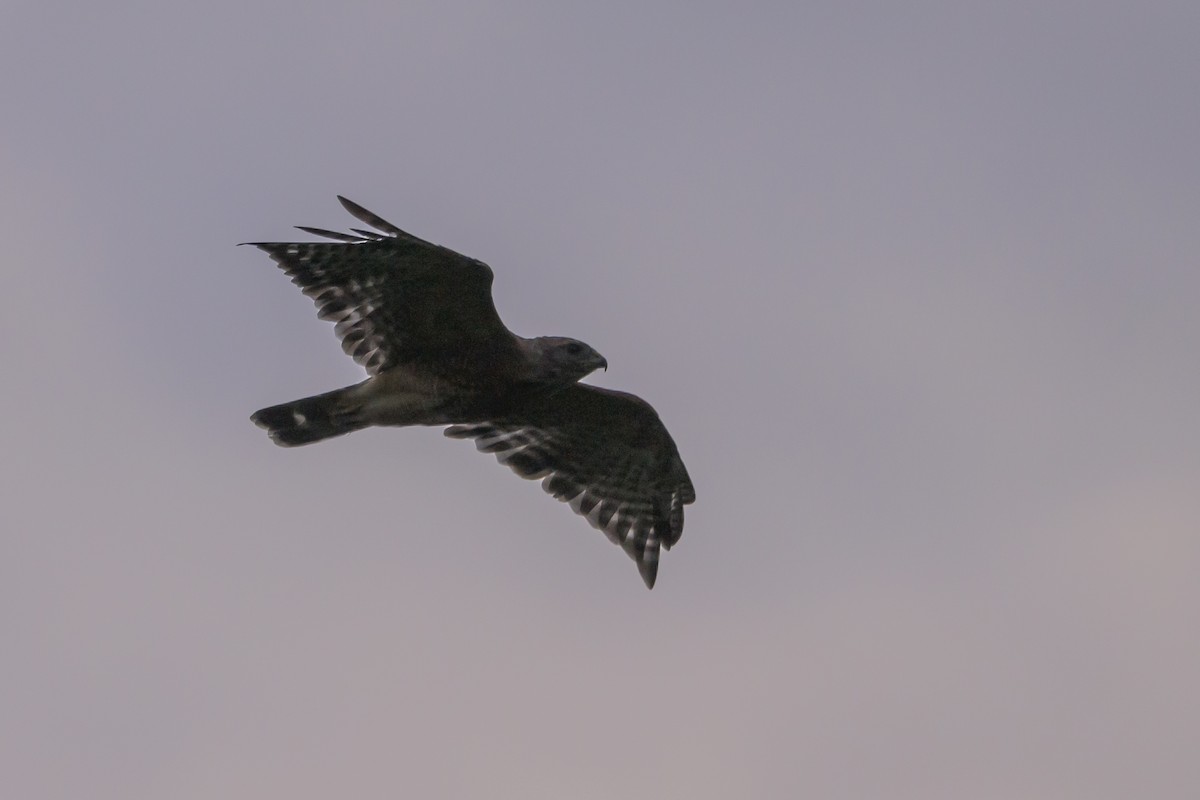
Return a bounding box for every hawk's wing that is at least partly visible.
[446,384,695,588]
[246,196,521,377]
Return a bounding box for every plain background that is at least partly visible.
[3,2,1197,798]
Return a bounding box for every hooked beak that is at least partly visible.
[597,354,608,372]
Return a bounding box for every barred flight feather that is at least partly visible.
[445,421,691,588]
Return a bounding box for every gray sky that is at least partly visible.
[3,2,1198,798]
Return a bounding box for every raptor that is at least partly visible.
[248,197,694,588]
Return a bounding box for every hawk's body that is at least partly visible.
[248,197,694,588]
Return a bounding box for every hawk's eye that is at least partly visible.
[567,343,583,355]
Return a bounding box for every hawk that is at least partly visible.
[247,197,695,588]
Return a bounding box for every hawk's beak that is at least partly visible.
[598,355,608,372]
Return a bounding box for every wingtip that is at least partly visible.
[639,559,658,589]
[335,195,366,219]
[335,195,370,219]
[336,195,406,237]
[295,225,367,243]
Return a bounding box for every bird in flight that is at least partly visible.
[247,197,694,588]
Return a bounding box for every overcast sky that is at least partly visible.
[3,2,1198,798]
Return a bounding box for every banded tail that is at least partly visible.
[251,386,367,447]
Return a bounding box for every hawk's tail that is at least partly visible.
[251,386,367,447]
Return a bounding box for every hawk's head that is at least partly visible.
[526,336,608,384]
